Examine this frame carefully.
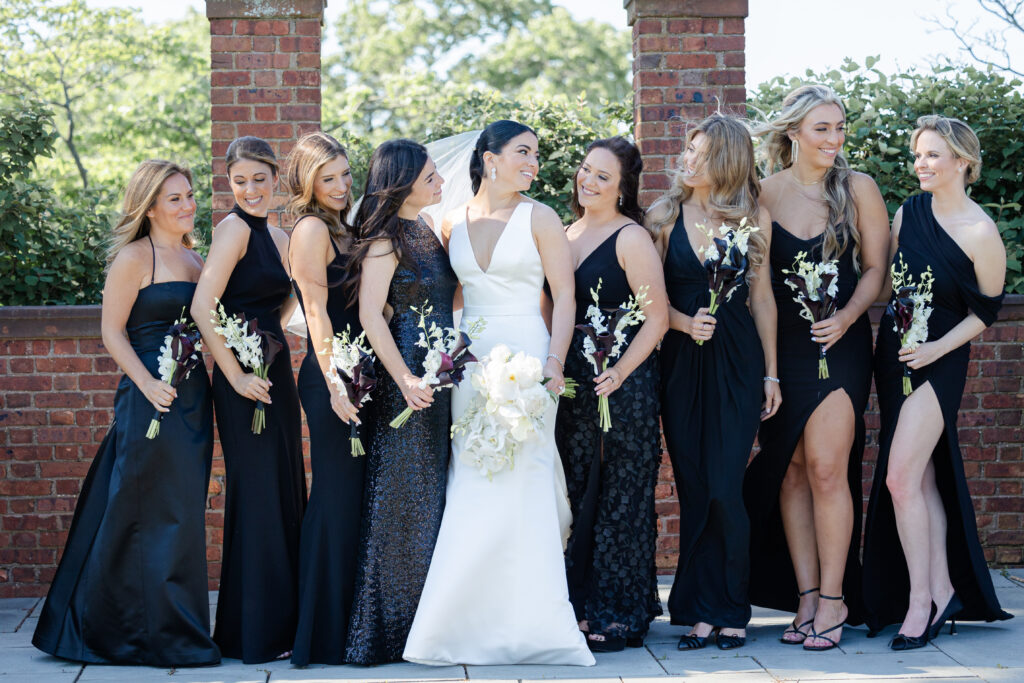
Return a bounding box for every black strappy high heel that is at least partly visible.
[781,586,819,644]
[929,593,962,641]
[890,602,937,651]
[803,593,847,651]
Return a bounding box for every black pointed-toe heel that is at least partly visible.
[677,633,709,650]
[890,602,937,651]
[929,593,963,641]
[781,586,819,645]
[803,594,847,652]
[716,630,746,650]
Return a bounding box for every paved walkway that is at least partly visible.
[2,570,1022,682]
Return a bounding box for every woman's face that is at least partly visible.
[680,132,711,191]
[576,147,622,213]
[312,155,353,214]
[403,156,444,212]
[790,103,845,170]
[229,158,276,217]
[147,172,196,236]
[913,129,965,193]
[488,131,540,192]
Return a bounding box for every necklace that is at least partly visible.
[791,169,826,186]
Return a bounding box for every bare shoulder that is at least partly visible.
[759,172,786,212]
[850,170,882,197]
[107,240,149,287]
[967,210,1003,252]
[292,214,330,236]
[617,222,656,251]
[526,198,563,233]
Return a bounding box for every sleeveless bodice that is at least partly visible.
[572,227,632,323]
[220,206,291,328]
[387,217,457,339]
[126,281,200,359]
[291,219,360,347]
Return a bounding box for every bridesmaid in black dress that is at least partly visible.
[555,137,668,652]
[863,116,1011,648]
[647,114,780,651]
[742,85,889,650]
[34,160,219,666]
[344,139,456,664]
[191,137,304,664]
[285,132,365,666]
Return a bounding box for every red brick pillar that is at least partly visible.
[626,0,748,207]
[207,0,325,227]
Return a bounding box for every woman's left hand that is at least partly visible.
[898,341,945,370]
[761,379,782,421]
[810,309,852,352]
[543,358,565,395]
[595,365,625,397]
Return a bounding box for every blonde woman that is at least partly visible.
[33,161,219,667]
[742,85,889,651]
[649,114,779,651]
[863,116,1010,648]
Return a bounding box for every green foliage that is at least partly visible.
[749,60,1024,293]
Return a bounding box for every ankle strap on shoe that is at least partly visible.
[819,594,844,600]
[798,587,820,596]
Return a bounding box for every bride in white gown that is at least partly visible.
[403,121,595,667]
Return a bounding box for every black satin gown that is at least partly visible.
[862,193,1011,631]
[554,226,662,640]
[743,223,871,623]
[291,222,366,666]
[33,275,218,666]
[661,209,764,629]
[345,217,457,664]
[212,206,305,663]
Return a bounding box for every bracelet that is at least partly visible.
[763,376,781,384]
[546,353,565,371]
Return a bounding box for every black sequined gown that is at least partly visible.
[555,227,662,640]
[661,208,763,629]
[33,269,218,666]
[212,206,305,664]
[862,193,1011,631]
[345,216,457,664]
[291,220,365,666]
[743,223,871,624]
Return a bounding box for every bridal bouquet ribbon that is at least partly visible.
[146,308,204,439]
[321,326,377,456]
[887,254,935,396]
[210,298,284,434]
[390,300,484,428]
[696,217,758,346]
[575,278,650,432]
[783,251,839,379]
[452,344,553,478]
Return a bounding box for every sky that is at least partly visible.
[89,0,1023,89]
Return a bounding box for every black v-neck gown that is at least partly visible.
[862,193,1011,631]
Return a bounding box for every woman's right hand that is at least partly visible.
[687,307,717,342]
[330,386,360,424]
[141,377,177,413]
[230,372,272,405]
[400,373,435,411]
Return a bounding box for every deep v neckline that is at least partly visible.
[574,227,626,272]
[465,201,523,274]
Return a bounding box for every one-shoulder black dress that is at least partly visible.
[291,220,366,666]
[212,206,305,663]
[345,216,457,664]
[33,251,218,666]
[743,223,872,623]
[661,209,764,629]
[862,193,1011,631]
[555,226,663,641]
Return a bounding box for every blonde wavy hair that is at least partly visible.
[911,115,982,186]
[755,84,860,270]
[283,131,353,238]
[105,160,194,269]
[646,113,766,273]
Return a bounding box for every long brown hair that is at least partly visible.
[283,131,353,238]
[106,160,194,269]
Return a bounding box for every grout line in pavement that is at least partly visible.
[14,597,41,633]
[646,643,671,676]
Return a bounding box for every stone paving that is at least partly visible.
[1,570,1022,682]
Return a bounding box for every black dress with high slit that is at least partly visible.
[291,221,365,666]
[555,226,663,640]
[661,208,763,629]
[33,251,218,666]
[862,193,1011,631]
[211,206,305,664]
[743,222,872,624]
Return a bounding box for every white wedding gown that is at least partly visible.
[403,201,595,666]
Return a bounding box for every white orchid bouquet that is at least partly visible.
[451,345,554,478]
[783,251,840,379]
[210,298,284,434]
[575,279,650,432]
[887,254,935,395]
[389,300,484,428]
[146,308,204,439]
[321,326,377,456]
[696,217,759,346]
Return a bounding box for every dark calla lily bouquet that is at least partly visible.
[696,217,758,346]
[887,254,935,395]
[783,250,840,379]
[323,326,378,456]
[146,308,204,439]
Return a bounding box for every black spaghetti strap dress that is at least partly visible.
[211,206,305,663]
[862,193,1011,632]
[345,216,457,664]
[291,220,366,666]
[742,223,872,623]
[555,226,663,641]
[661,208,763,629]
[33,243,218,667]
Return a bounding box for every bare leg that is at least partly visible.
[779,440,819,641]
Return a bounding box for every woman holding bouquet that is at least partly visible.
[191,136,304,663]
[34,160,219,667]
[742,84,889,651]
[284,132,365,665]
[649,113,779,651]
[345,138,457,664]
[862,116,1010,647]
[553,136,668,652]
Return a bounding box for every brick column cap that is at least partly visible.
[206,0,326,20]
[625,0,748,22]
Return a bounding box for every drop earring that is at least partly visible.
[618,195,623,207]
[792,139,800,165]
[490,167,496,181]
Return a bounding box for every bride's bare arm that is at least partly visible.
[532,202,575,391]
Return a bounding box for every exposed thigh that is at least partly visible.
[802,389,856,466]
[889,382,944,476]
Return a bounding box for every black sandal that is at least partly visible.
[677,633,709,650]
[781,586,819,645]
[716,630,746,650]
[803,594,847,651]
[587,632,626,653]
